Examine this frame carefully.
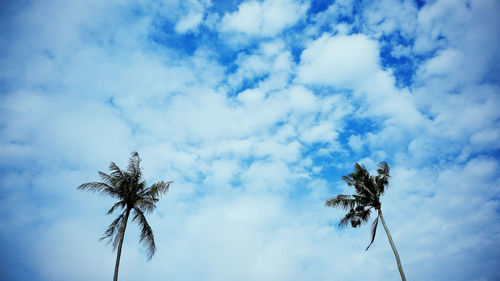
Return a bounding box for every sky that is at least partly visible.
[0,0,499,280]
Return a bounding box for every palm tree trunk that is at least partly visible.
[378,208,406,281]
[114,208,130,281]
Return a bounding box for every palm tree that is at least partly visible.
[325,162,406,281]
[77,152,172,281]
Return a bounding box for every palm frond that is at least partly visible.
[357,207,372,224]
[112,211,129,250]
[132,207,156,259]
[135,199,156,214]
[100,211,126,245]
[98,171,115,185]
[375,161,390,195]
[137,180,147,193]
[127,152,142,182]
[107,200,126,215]
[337,205,373,229]
[141,181,172,199]
[339,209,356,227]
[357,182,376,198]
[77,182,111,192]
[377,162,390,177]
[109,162,124,178]
[325,194,358,210]
[365,215,379,251]
[77,182,120,198]
[112,229,122,250]
[344,163,377,199]
[342,175,355,186]
[353,194,371,205]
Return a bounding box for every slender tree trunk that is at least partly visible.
[378,208,406,281]
[114,208,130,281]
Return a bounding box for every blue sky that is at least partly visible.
[1,0,500,280]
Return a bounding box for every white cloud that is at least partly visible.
[298,33,424,128]
[298,34,380,87]
[172,0,211,33]
[144,0,211,34]
[418,48,465,83]
[361,0,418,38]
[219,0,309,36]
[300,122,338,144]
[308,0,354,37]
[33,218,115,281]
[175,12,204,33]
[386,158,500,280]
[348,134,363,152]
[227,39,296,93]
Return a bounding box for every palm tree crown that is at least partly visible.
[78,152,172,281]
[326,161,406,281]
[326,161,390,250]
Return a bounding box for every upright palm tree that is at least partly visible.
[78,152,172,281]
[325,162,406,281]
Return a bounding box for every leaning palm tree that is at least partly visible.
[325,162,406,281]
[78,152,172,281]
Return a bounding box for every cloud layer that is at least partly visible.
[1,1,499,281]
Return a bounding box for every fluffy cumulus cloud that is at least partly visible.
[298,34,380,86]
[1,0,500,281]
[219,0,309,36]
